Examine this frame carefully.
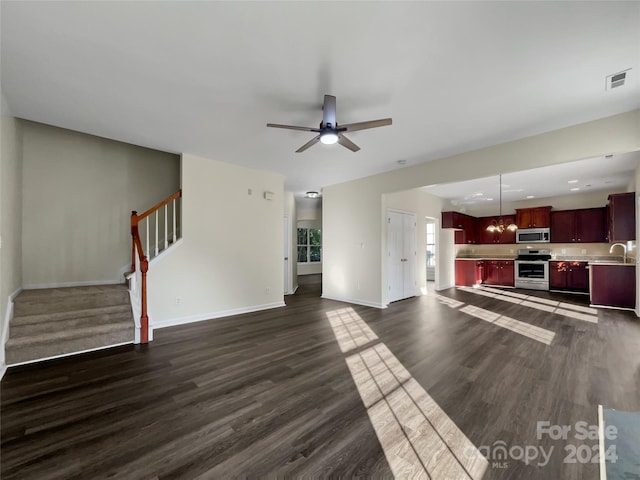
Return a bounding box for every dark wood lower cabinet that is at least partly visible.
[483,260,514,287]
[590,264,636,309]
[549,261,589,293]
[455,260,482,287]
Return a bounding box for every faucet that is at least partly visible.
[609,243,627,263]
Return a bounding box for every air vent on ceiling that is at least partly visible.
[606,69,631,90]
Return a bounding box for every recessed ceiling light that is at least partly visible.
[397,159,407,165]
[570,187,580,191]
[305,191,320,198]
[474,192,484,197]
[526,195,535,199]
[568,180,579,184]
[486,198,494,201]
[605,154,614,159]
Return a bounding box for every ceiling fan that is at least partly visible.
[267,95,392,153]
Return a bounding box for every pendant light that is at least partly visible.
[486,175,518,233]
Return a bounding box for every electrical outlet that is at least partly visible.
[581,249,586,254]
[509,249,514,254]
[561,249,566,254]
[176,296,182,305]
[265,287,270,294]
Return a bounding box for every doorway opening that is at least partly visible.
[426,217,437,293]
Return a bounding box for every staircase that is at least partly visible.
[5,284,134,365]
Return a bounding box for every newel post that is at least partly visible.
[131,210,138,273]
[140,257,149,344]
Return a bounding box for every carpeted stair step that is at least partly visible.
[5,321,133,365]
[10,304,131,327]
[13,284,130,317]
[10,310,133,338]
[6,284,134,365]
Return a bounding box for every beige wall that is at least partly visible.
[21,121,180,287]
[1,114,24,366]
[148,153,285,327]
[323,110,640,307]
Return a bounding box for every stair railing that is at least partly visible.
[130,189,182,343]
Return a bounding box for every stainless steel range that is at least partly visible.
[514,249,551,290]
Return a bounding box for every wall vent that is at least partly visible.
[606,69,631,90]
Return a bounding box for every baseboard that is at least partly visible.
[6,341,133,368]
[321,294,387,309]
[22,279,125,289]
[153,301,287,329]
[285,284,299,296]
[590,303,636,312]
[1,287,22,381]
[435,283,455,291]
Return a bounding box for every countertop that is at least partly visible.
[456,255,631,264]
[588,262,636,267]
[455,257,516,261]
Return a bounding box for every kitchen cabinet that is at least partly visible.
[549,261,589,293]
[455,259,483,287]
[442,211,476,244]
[483,260,514,286]
[550,208,606,243]
[475,215,517,244]
[590,264,636,309]
[516,206,552,229]
[608,192,636,241]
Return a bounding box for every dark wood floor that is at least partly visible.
[2,282,639,479]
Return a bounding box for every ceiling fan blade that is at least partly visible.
[340,118,392,133]
[267,123,319,132]
[322,95,337,127]
[338,135,360,152]
[296,135,321,153]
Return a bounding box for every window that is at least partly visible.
[426,222,436,267]
[297,228,321,263]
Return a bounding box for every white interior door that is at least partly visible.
[403,213,417,297]
[283,216,290,294]
[387,210,417,303]
[388,211,404,303]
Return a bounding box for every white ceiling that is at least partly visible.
[1,2,639,200]
[422,151,640,207]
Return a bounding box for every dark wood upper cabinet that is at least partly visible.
[516,206,552,229]
[608,192,636,241]
[550,207,606,243]
[550,210,575,242]
[474,215,516,244]
[575,208,606,243]
[475,216,498,244]
[442,211,477,244]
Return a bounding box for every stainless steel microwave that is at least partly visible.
[516,228,550,244]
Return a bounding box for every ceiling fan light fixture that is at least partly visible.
[320,132,339,145]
